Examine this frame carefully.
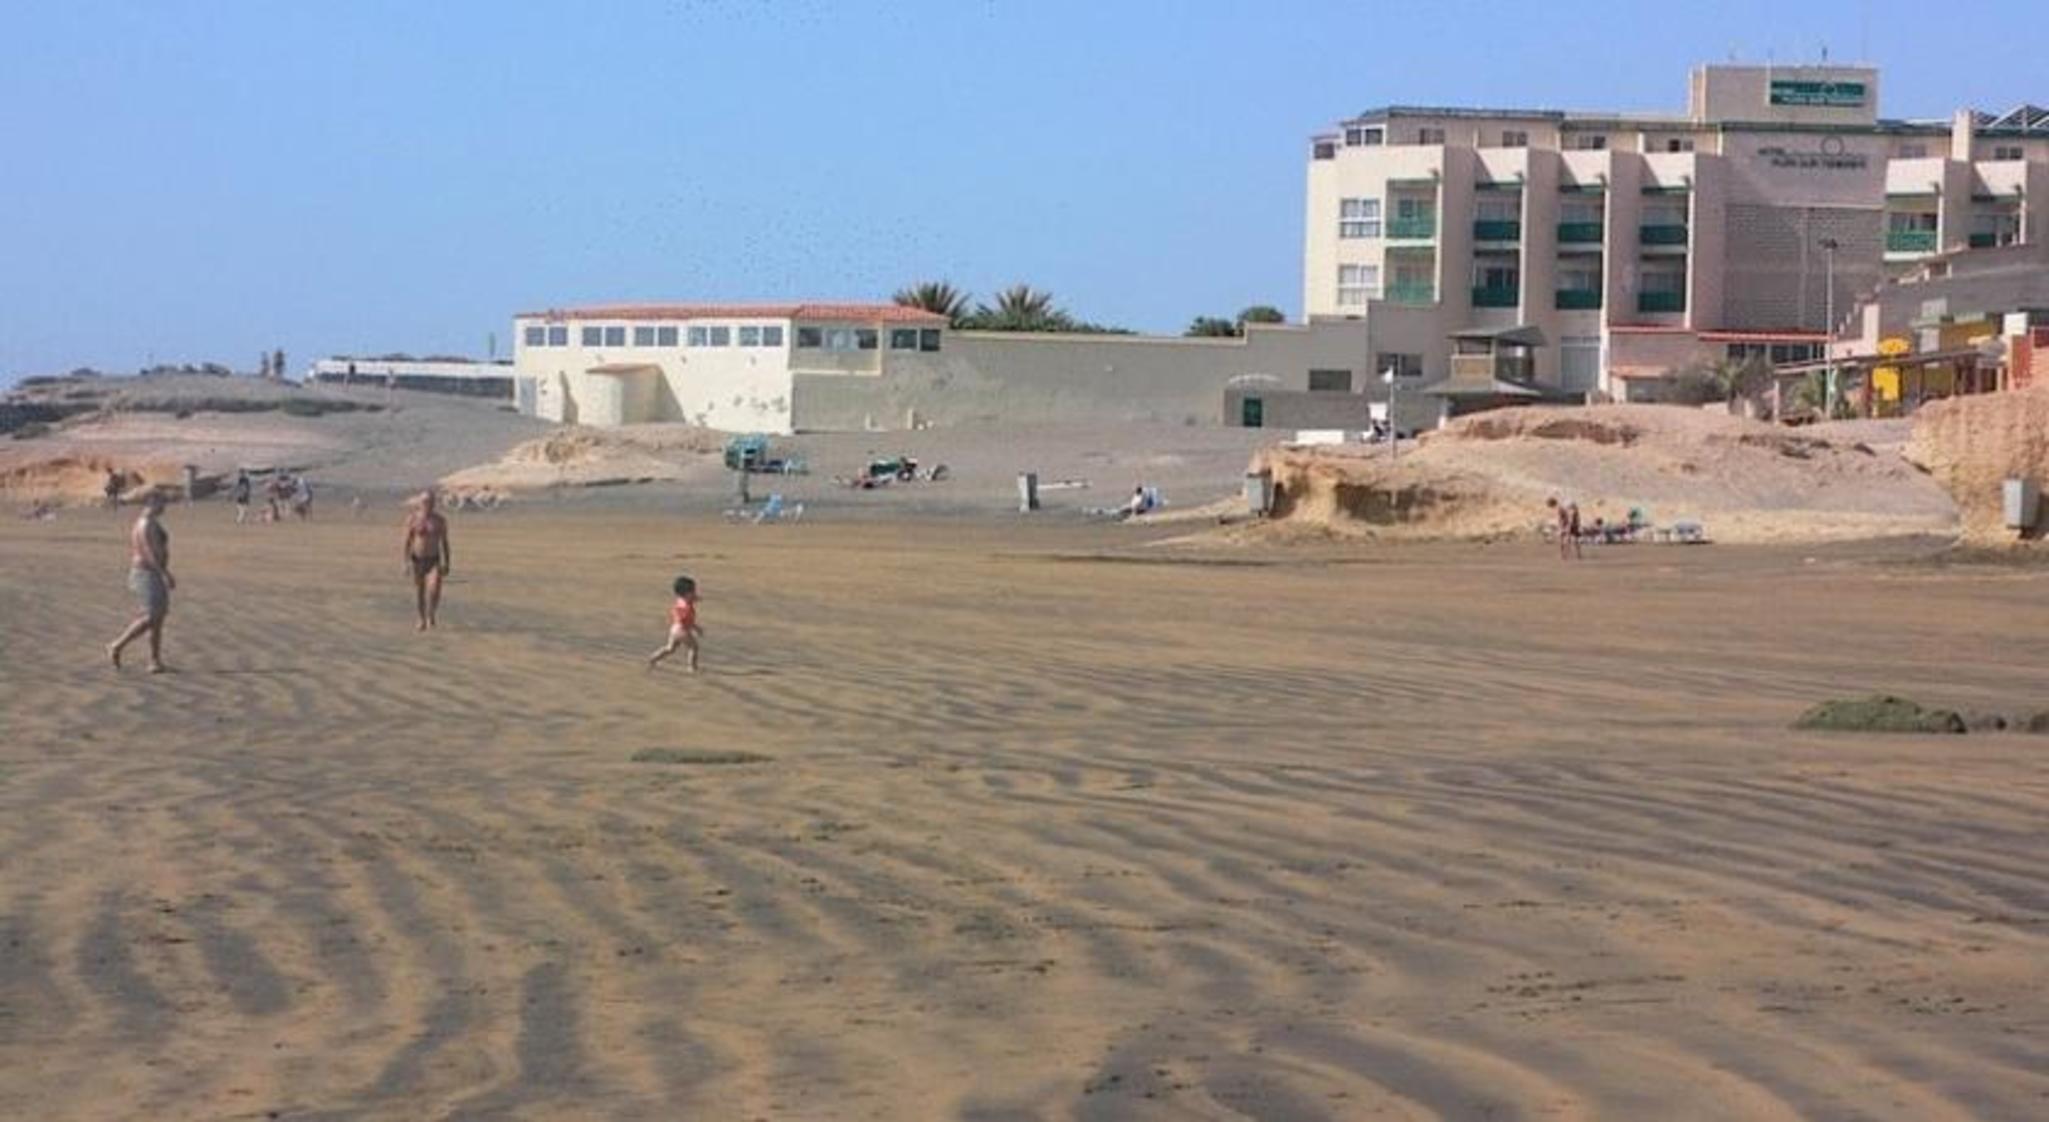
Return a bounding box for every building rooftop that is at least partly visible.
[519,302,949,324]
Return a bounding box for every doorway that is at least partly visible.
[1240,397,1264,427]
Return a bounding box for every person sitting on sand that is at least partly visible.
[647,575,704,674]
[107,492,175,673]
[401,490,451,631]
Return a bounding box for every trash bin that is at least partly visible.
[1244,469,1274,517]
[2003,477,2038,531]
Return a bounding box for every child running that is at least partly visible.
[647,575,704,673]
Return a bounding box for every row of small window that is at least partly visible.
[1726,342,1824,365]
[523,324,788,349]
[521,324,944,352]
[1339,124,1691,153]
[796,326,943,353]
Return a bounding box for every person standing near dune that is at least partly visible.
[107,492,174,673]
[402,491,451,630]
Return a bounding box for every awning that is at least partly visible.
[1448,324,1548,347]
[1418,376,1548,398]
[585,363,662,376]
[1773,347,1988,375]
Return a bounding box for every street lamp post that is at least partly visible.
[1819,236,1840,417]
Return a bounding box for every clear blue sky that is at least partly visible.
[1,0,2039,381]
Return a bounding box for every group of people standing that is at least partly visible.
[229,469,313,524]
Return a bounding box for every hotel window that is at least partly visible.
[856,329,879,350]
[1559,263,1602,291]
[687,326,709,346]
[1562,200,1602,224]
[1307,369,1352,392]
[738,325,763,346]
[1567,134,1608,151]
[1992,145,2025,161]
[602,326,626,347]
[547,325,568,346]
[890,328,919,350]
[1344,125,1383,147]
[919,328,941,352]
[1897,142,1928,158]
[1664,137,1695,153]
[1500,129,1529,148]
[1375,352,1425,379]
[1339,197,1381,238]
[763,325,785,346]
[1475,262,1519,289]
[632,325,657,346]
[656,326,678,347]
[796,326,824,348]
[708,326,731,347]
[1417,126,1446,145]
[1313,141,1337,160]
[523,325,546,347]
[1769,343,1822,364]
[581,326,602,346]
[825,327,856,351]
[1475,195,1519,222]
[1336,264,1379,306]
[1641,269,1685,295]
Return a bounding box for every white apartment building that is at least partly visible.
[1305,65,2049,400]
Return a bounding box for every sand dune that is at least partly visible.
[1,509,2045,1120]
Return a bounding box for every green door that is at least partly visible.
[1241,397,1264,427]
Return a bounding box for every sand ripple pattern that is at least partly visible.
[2,513,2046,1120]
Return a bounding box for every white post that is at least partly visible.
[1821,236,1839,416]
[1384,367,1399,460]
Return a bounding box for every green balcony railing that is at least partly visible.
[1968,232,1999,249]
[1555,289,1603,310]
[1384,282,1437,305]
[1472,285,1521,308]
[1386,216,1437,239]
[1473,219,1522,241]
[1557,221,1604,243]
[1637,291,1686,313]
[1887,229,1937,253]
[1639,224,1689,246]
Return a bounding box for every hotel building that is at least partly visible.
[1304,65,2049,400]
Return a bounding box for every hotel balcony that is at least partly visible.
[1639,224,1689,247]
[1886,229,1937,253]
[1637,291,1686,313]
[1384,282,1437,305]
[1387,215,1437,240]
[1471,285,1521,308]
[1557,221,1604,244]
[1555,289,1603,310]
[1473,219,1522,242]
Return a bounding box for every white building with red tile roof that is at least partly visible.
[513,302,948,430]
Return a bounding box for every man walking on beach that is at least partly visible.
[402,491,451,630]
[107,492,174,673]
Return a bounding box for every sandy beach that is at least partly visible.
[2,504,2046,1120]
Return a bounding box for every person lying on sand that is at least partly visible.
[647,575,703,674]
[107,492,174,673]
[401,490,451,631]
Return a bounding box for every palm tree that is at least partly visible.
[965,284,1071,332]
[1237,305,1286,326]
[892,281,971,326]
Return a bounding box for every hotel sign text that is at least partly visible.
[1770,80,1867,108]
[1757,136,1868,170]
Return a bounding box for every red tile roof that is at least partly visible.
[518,302,948,324]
